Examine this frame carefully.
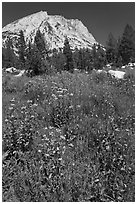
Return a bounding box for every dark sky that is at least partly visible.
[2,2,135,46]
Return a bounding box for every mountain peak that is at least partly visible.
[2,11,97,50]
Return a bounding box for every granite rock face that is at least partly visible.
[2,11,97,51]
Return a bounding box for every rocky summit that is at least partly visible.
[2,11,97,51]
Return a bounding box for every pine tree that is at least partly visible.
[106,32,117,64]
[91,44,106,70]
[51,49,66,73]
[18,30,26,68]
[78,49,85,71]
[3,38,16,67]
[85,48,93,72]
[96,44,106,69]
[63,37,74,73]
[34,30,47,57]
[77,48,92,72]
[26,42,47,76]
[25,40,32,74]
[115,37,123,67]
[118,24,135,64]
[72,47,79,69]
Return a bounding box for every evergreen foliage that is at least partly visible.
[26,44,46,76]
[34,30,48,57]
[2,38,16,68]
[18,30,26,69]
[63,37,74,73]
[118,24,135,64]
[91,44,106,70]
[25,30,50,76]
[50,49,66,73]
[106,33,117,64]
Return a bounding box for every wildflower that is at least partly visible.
[77,105,81,108]
[106,145,110,150]
[49,126,53,129]
[57,90,63,93]
[10,98,15,102]
[68,143,74,147]
[45,153,50,157]
[21,106,26,110]
[49,132,54,136]
[9,107,13,110]
[58,95,63,97]
[27,100,32,103]
[56,128,61,133]
[10,103,15,106]
[33,103,38,107]
[60,135,66,140]
[62,88,68,92]
[52,94,58,100]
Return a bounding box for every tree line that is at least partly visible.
[2,24,135,76]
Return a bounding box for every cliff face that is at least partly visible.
[2,11,97,50]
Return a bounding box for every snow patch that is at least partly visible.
[14,70,25,77]
[108,70,125,79]
[5,67,18,73]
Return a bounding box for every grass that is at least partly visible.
[2,69,135,201]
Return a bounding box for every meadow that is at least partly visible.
[2,69,135,202]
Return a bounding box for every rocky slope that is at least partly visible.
[2,11,97,51]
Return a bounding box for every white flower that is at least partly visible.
[49,126,53,129]
[9,107,13,110]
[58,95,63,97]
[60,135,66,140]
[106,145,110,150]
[21,106,26,110]
[77,105,81,108]
[10,103,15,106]
[33,103,38,107]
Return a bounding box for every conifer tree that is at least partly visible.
[91,44,106,70]
[115,37,123,67]
[72,47,79,69]
[3,38,16,67]
[106,33,117,64]
[118,24,135,64]
[63,37,74,73]
[26,41,47,76]
[78,49,85,71]
[51,49,66,73]
[18,30,26,68]
[34,30,47,57]
[96,44,106,69]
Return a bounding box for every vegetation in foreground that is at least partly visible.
[2,70,135,202]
